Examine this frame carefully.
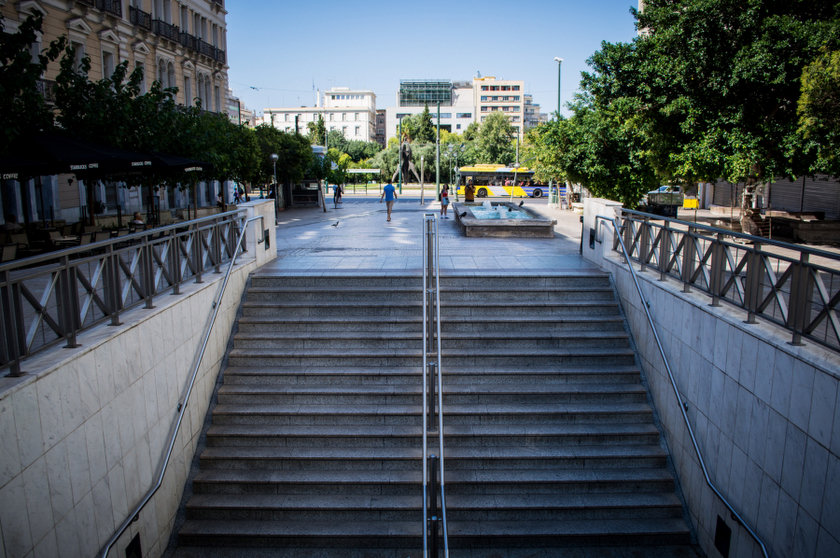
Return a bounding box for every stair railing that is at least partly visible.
[595,214,769,558]
[97,214,267,558]
[422,213,449,558]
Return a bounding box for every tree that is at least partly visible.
[798,48,840,176]
[0,13,65,150]
[414,104,436,143]
[474,111,515,164]
[307,114,326,145]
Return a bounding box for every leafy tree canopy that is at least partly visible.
[474,111,516,164]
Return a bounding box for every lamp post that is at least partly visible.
[554,57,563,118]
[270,152,279,215]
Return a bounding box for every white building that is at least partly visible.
[262,87,377,143]
[384,80,475,143]
[473,76,527,139]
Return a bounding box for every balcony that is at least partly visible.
[152,19,180,42]
[75,0,122,16]
[129,6,152,31]
[178,33,225,64]
[179,31,198,51]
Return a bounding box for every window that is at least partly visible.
[180,6,189,31]
[212,24,218,47]
[456,124,461,130]
[457,112,472,118]
[71,41,85,73]
[136,62,146,94]
[102,50,115,78]
[215,85,221,112]
[513,85,520,91]
[184,75,191,106]
[354,113,359,121]
[194,13,201,37]
[355,126,360,135]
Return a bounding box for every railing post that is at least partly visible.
[639,218,650,272]
[787,252,812,345]
[1,269,24,376]
[194,223,204,284]
[142,237,156,309]
[622,215,633,264]
[170,229,182,295]
[681,227,695,293]
[105,244,123,326]
[213,219,222,274]
[57,256,81,348]
[709,233,725,306]
[743,244,762,324]
[428,454,439,558]
[659,220,670,281]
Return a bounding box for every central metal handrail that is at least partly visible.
[98,214,266,558]
[422,213,448,558]
[595,214,769,558]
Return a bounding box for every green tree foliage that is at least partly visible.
[307,114,326,145]
[474,111,515,164]
[345,140,381,162]
[0,13,66,150]
[798,48,840,175]
[628,0,839,183]
[414,104,436,143]
[253,124,314,188]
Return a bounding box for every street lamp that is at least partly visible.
[270,153,279,214]
[554,57,563,118]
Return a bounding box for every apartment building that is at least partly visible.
[262,87,377,143]
[2,0,229,112]
[473,76,527,139]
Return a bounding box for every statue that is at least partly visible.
[392,137,422,184]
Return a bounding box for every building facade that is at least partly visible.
[384,80,475,142]
[2,0,230,112]
[473,76,527,139]
[262,87,377,143]
[1,0,230,225]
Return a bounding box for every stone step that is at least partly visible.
[176,517,690,550]
[204,422,661,448]
[248,273,612,291]
[226,347,636,368]
[235,315,627,334]
[231,331,632,351]
[220,364,642,386]
[191,467,676,496]
[210,401,654,426]
[215,382,647,406]
[183,492,683,522]
[239,300,622,319]
[198,444,668,471]
[245,286,616,304]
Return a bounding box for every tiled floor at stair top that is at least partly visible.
[264,199,595,274]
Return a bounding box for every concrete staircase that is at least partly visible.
[171,273,698,557]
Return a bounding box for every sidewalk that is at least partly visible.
[266,197,592,275]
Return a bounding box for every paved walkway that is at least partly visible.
[263,196,593,275]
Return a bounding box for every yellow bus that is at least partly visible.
[456,164,556,198]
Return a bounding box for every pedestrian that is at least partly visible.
[380,181,397,222]
[216,193,224,211]
[464,179,475,203]
[440,184,450,219]
[334,183,343,207]
[130,212,145,232]
[233,189,241,204]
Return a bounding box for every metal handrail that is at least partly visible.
[98,214,266,558]
[616,208,840,352]
[0,211,245,375]
[595,214,769,558]
[422,213,449,558]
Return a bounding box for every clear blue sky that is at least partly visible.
[225,0,639,119]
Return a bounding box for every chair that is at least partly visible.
[1,244,16,262]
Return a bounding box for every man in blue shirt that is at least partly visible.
[380,182,398,222]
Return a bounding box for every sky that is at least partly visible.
[225,0,639,119]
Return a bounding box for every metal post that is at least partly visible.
[398,117,403,194]
[554,57,563,117]
[787,252,812,345]
[105,244,123,326]
[429,454,439,558]
[659,221,670,281]
[681,227,695,293]
[0,269,23,376]
[639,218,650,272]
[744,244,762,324]
[142,237,156,309]
[709,233,725,307]
[58,256,80,348]
[435,101,440,195]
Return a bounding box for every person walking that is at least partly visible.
[440,184,450,219]
[380,181,398,222]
